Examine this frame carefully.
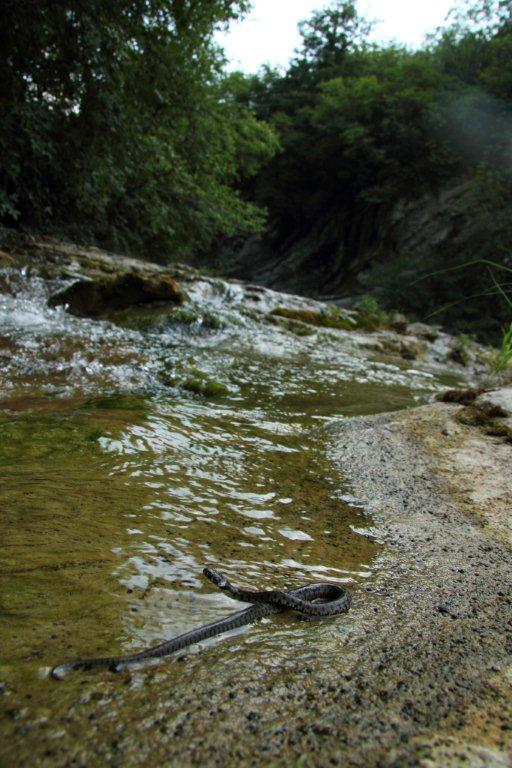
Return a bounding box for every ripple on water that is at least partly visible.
[0,271,458,759]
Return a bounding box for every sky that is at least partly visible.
[218,0,456,72]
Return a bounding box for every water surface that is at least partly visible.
[0,272,458,762]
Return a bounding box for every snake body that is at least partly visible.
[51,567,351,680]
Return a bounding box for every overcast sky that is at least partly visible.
[218,0,456,72]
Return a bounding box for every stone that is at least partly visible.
[475,388,512,418]
[442,421,456,437]
[390,313,408,333]
[49,272,186,317]
[406,322,439,342]
[447,344,470,367]
[399,339,424,361]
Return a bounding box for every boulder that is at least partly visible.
[406,322,440,342]
[475,388,512,418]
[49,271,186,317]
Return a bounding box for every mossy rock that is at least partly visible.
[355,313,388,332]
[168,307,225,330]
[268,314,316,336]
[48,271,187,317]
[269,306,355,331]
[162,367,229,397]
[456,403,512,441]
[182,377,229,397]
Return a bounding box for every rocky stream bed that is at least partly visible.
[0,231,510,767]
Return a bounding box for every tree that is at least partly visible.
[297,1,373,70]
[0,0,278,259]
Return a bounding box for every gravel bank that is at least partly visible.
[321,400,512,767]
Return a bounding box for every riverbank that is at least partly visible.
[324,397,512,767]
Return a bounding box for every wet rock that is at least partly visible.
[49,272,186,317]
[475,388,512,418]
[406,322,440,342]
[399,338,425,361]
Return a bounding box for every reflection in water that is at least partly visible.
[0,271,457,759]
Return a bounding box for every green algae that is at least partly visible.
[181,376,229,397]
[270,306,356,331]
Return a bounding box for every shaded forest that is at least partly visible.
[1,0,511,340]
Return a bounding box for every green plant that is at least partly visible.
[0,1,278,260]
[492,321,512,373]
[356,295,391,331]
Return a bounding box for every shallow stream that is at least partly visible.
[0,271,459,763]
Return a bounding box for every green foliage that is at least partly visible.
[356,295,392,331]
[297,2,373,70]
[240,3,461,245]
[235,0,512,341]
[0,0,278,259]
[493,322,512,373]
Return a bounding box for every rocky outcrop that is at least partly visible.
[0,228,187,317]
[209,182,473,303]
[49,272,186,317]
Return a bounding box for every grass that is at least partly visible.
[417,258,512,374]
[492,321,512,374]
[355,295,393,332]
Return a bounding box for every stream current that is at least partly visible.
[0,269,459,762]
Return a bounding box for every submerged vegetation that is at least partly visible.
[0,0,511,341]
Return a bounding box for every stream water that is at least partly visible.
[0,270,460,763]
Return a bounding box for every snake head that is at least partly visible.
[203,567,228,589]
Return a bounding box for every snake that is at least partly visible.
[51,567,351,680]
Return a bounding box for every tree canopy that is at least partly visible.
[0,0,278,258]
[229,0,512,340]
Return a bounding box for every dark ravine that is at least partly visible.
[209,183,472,302]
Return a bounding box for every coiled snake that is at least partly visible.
[51,567,351,679]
